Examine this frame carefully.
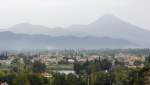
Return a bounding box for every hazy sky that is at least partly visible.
[0,0,150,30]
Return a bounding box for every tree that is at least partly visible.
[111,66,129,85]
[52,73,66,85]
[84,71,113,85]
[145,55,150,69]
[0,71,6,82]
[66,74,78,85]
[12,73,30,85]
[100,58,112,71]
[128,68,144,85]
[28,74,45,85]
[10,57,25,72]
[32,61,47,73]
[74,62,81,74]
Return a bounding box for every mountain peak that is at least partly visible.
[101,14,120,20]
[90,14,122,25]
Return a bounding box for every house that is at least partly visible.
[68,59,75,63]
[115,53,145,68]
[0,82,8,85]
[40,72,52,78]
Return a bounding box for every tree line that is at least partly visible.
[1,55,150,85]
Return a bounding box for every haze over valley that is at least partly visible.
[0,15,149,50]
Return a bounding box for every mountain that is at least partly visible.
[7,23,86,37]
[1,14,150,48]
[0,31,136,50]
[69,15,150,47]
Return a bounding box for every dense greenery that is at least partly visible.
[73,58,147,85]
[0,68,148,85]
[74,58,112,75]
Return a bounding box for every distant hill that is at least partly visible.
[7,23,86,37]
[1,14,150,49]
[69,15,150,47]
[0,31,136,50]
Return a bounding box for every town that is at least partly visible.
[0,49,149,85]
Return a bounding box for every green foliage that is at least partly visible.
[128,68,145,85]
[74,58,112,75]
[10,57,25,72]
[12,73,30,85]
[28,74,46,85]
[32,61,47,73]
[111,66,129,85]
[144,55,150,69]
[0,71,5,78]
[52,73,66,85]
[91,72,112,85]
[0,67,147,85]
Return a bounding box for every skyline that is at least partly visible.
[0,0,149,31]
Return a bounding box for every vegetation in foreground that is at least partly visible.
[0,49,150,85]
[0,56,150,85]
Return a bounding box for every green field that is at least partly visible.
[47,64,74,70]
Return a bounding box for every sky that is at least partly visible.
[0,0,150,30]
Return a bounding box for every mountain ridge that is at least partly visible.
[0,14,150,48]
[0,31,136,50]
